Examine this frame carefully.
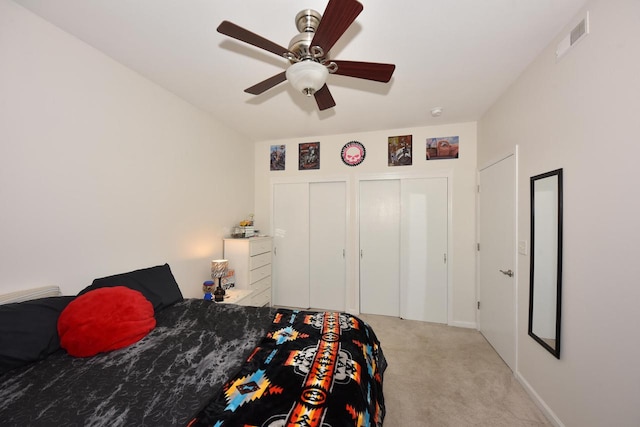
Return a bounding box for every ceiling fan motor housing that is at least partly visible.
[288,9,324,62]
[295,9,321,33]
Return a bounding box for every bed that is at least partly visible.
[0,264,386,426]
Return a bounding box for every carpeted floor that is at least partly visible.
[358,313,551,427]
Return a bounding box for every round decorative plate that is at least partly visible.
[341,141,366,166]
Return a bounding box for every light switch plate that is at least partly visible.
[518,240,528,255]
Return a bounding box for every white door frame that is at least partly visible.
[476,146,519,371]
[356,171,453,323]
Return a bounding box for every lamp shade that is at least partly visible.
[211,259,228,279]
[286,60,329,96]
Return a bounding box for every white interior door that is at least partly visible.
[359,180,400,316]
[272,183,310,307]
[479,155,516,370]
[400,178,448,323]
[309,182,346,311]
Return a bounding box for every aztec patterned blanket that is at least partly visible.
[188,309,387,427]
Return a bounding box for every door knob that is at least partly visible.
[499,269,514,277]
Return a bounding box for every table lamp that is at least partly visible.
[211,259,228,302]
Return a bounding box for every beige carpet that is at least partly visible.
[358,314,551,427]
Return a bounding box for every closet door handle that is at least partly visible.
[360,249,363,259]
[499,269,513,277]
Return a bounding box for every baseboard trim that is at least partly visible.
[449,320,476,329]
[515,371,565,427]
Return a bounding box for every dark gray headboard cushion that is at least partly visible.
[0,296,75,375]
[78,263,184,313]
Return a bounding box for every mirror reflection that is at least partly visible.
[528,168,563,358]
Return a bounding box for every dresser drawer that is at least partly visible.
[251,288,271,307]
[249,275,271,294]
[249,264,270,284]
[249,251,271,270]
[249,239,272,256]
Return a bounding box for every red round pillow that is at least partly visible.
[58,286,156,357]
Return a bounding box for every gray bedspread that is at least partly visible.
[0,299,276,426]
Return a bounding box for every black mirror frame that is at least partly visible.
[528,168,563,359]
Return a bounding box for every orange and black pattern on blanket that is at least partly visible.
[187,309,386,427]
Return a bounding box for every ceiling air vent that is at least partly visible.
[556,11,590,60]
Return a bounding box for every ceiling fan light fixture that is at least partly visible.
[286,60,328,97]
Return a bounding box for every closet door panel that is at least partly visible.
[400,178,448,323]
[309,182,346,311]
[272,183,310,307]
[359,180,400,316]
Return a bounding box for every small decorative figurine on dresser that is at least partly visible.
[202,281,215,301]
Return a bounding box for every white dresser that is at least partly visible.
[223,237,272,307]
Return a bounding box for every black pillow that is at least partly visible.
[78,263,183,313]
[0,296,75,376]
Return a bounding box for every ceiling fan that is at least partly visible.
[217,0,396,111]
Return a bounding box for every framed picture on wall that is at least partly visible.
[270,144,286,171]
[426,136,459,160]
[388,135,412,166]
[299,142,320,170]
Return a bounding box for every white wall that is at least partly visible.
[478,0,640,425]
[0,0,254,298]
[254,122,478,326]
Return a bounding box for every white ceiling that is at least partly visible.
[14,0,588,141]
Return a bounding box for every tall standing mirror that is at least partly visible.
[529,168,563,358]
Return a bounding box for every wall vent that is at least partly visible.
[556,11,590,60]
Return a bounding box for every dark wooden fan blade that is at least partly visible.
[244,72,287,95]
[332,60,396,82]
[311,0,363,54]
[314,84,336,111]
[217,21,292,58]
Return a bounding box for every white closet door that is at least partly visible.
[272,183,310,307]
[359,180,400,316]
[400,178,448,323]
[309,182,346,311]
